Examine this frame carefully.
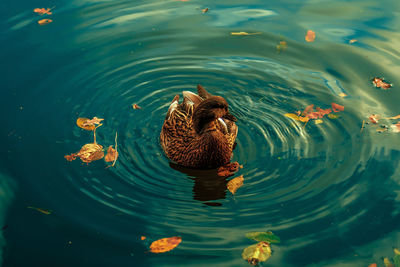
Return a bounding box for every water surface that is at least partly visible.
[1,0,400,266]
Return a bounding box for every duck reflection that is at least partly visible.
[169,163,229,206]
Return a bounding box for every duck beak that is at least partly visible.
[224,112,237,122]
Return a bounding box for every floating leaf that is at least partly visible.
[28,206,52,215]
[231,32,262,36]
[327,114,339,119]
[276,41,287,53]
[368,264,377,267]
[34,8,52,15]
[386,115,400,120]
[245,231,281,243]
[331,102,344,112]
[141,236,146,240]
[349,39,358,44]
[132,104,142,109]
[338,92,348,97]
[150,237,182,253]
[227,175,244,194]
[201,8,209,13]
[369,114,379,124]
[384,257,395,267]
[65,143,104,163]
[83,117,104,127]
[373,77,392,90]
[305,30,316,42]
[390,122,400,133]
[284,113,309,122]
[242,242,271,266]
[76,117,96,131]
[105,146,118,163]
[38,19,52,25]
[315,119,323,124]
[394,249,400,267]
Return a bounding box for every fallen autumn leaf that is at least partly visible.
[150,237,182,253]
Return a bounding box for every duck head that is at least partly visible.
[192,96,237,134]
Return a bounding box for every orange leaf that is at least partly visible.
[38,19,52,25]
[202,8,209,13]
[385,114,400,120]
[34,8,52,15]
[368,264,377,267]
[132,104,142,109]
[305,30,316,42]
[141,236,146,240]
[369,114,379,124]
[76,117,96,131]
[150,237,182,253]
[227,175,244,194]
[331,102,344,112]
[105,146,118,163]
[372,77,391,90]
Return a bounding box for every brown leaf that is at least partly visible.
[227,175,244,194]
[305,30,316,42]
[76,117,96,131]
[150,237,182,253]
[66,143,104,163]
[105,146,118,163]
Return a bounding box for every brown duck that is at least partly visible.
[160,85,238,169]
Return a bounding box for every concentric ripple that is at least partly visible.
[4,0,400,266]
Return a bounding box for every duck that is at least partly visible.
[160,85,238,169]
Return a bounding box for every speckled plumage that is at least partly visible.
[160,85,238,169]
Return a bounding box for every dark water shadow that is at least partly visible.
[169,163,229,206]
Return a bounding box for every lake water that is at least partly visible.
[1,0,400,266]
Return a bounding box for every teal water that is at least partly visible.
[1,0,400,266]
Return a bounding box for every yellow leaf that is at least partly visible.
[28,206,52,215]
[338,92,347,97]
[150,237,182,253]
[76,118,95,131]
[231,32,262,36]
[284,113,309,122]
[384,257,394,267]
[315,119,323,124]
[242,242,271,265]
[227,175,244,194]
[394,248,400,255]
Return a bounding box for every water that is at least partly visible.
[1,0,400,266]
